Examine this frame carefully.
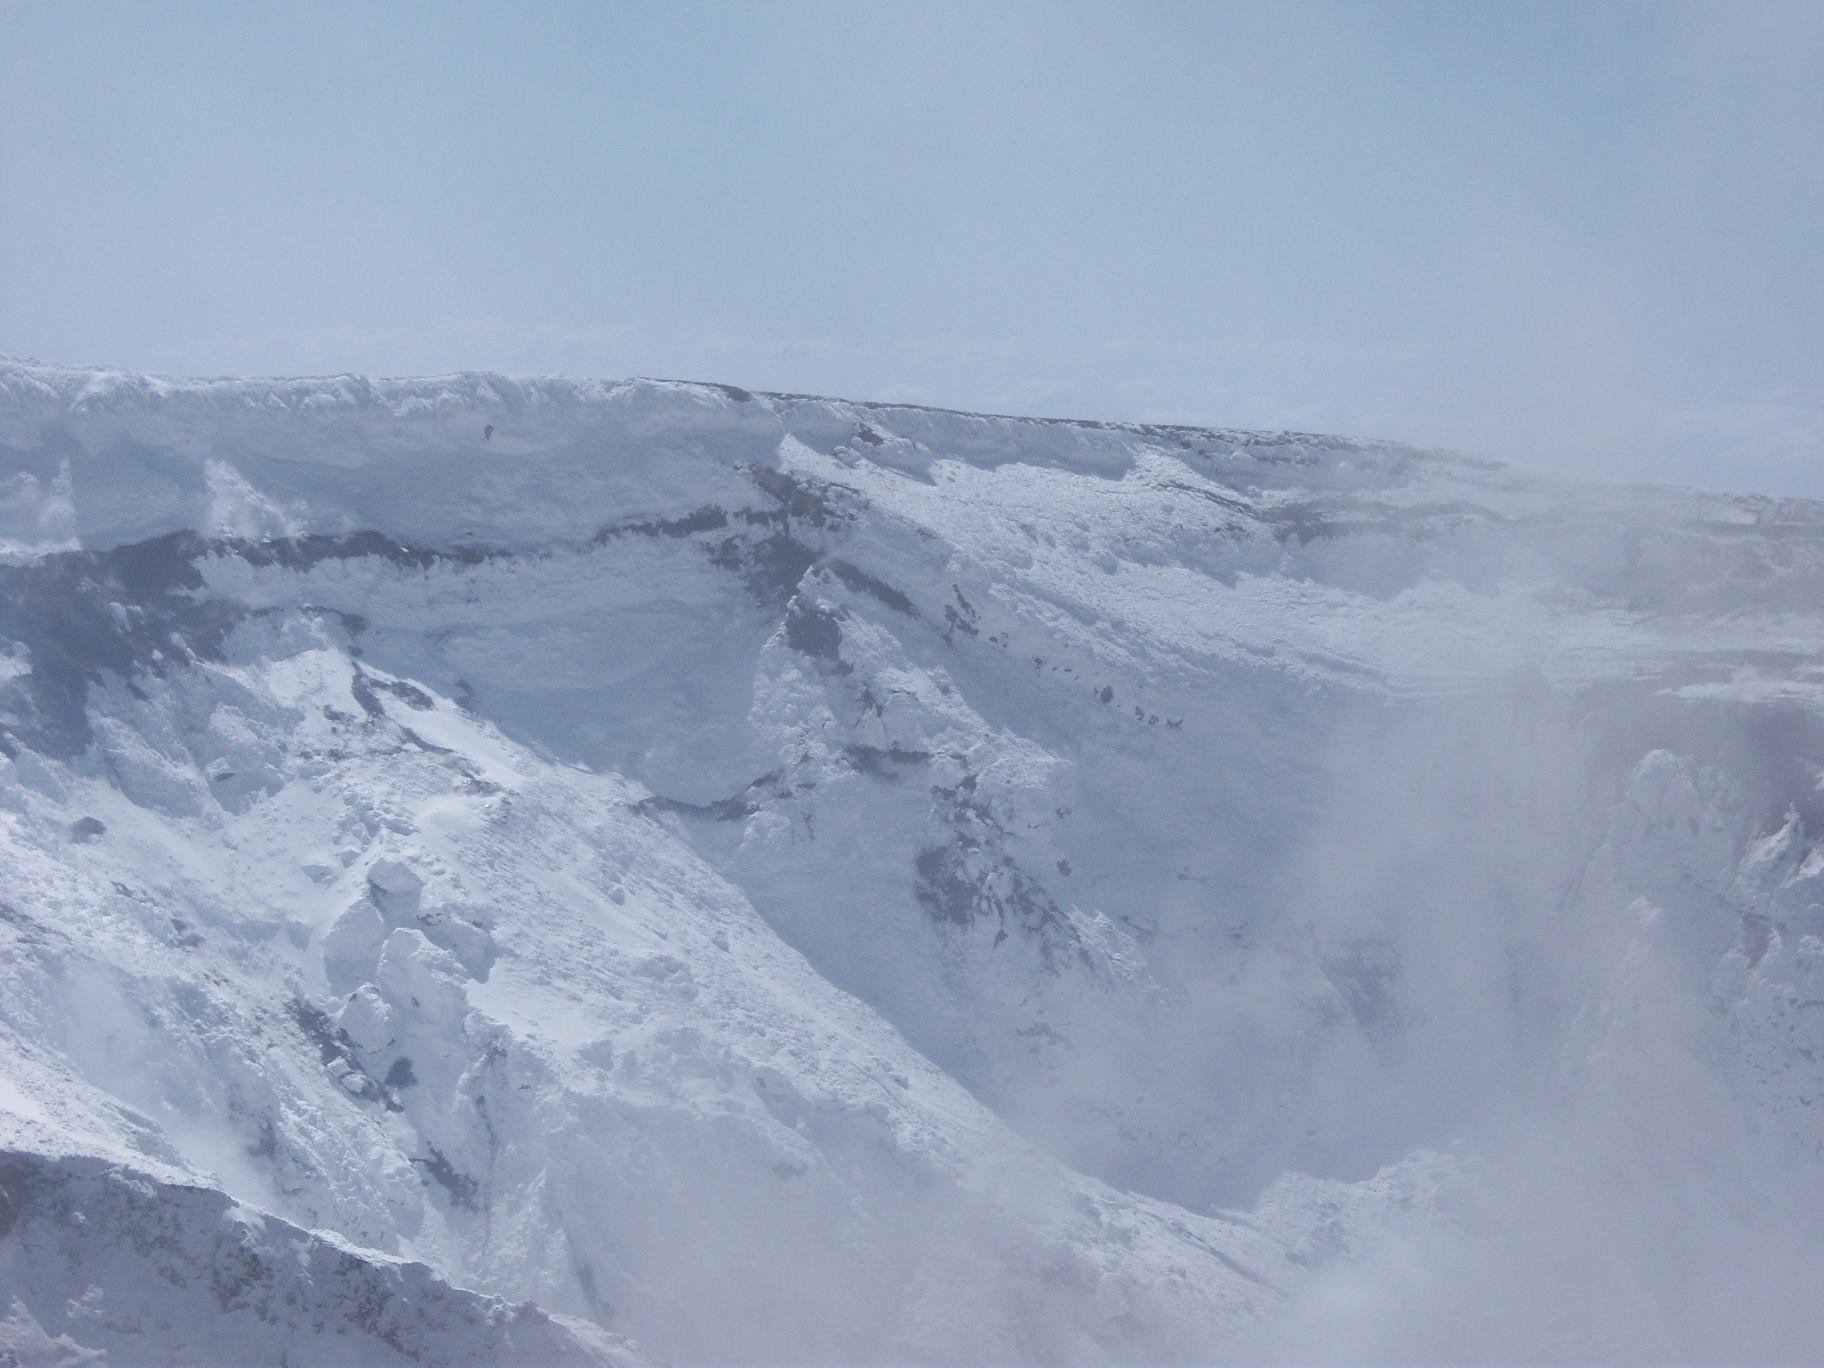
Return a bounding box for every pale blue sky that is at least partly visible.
[3,1,1820,494]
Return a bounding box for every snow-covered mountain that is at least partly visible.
[2,358,1822,1364]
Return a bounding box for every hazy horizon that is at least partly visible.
[4,1,1820,497]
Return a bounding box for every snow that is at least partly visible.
[3,357,1824,1362]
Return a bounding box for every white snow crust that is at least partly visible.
[2,358,1823,1364]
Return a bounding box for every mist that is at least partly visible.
[1225,684,1824,1364]
[959,490,1824,1364]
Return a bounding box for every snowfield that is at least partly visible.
[2,358,1822,1364]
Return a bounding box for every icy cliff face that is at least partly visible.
[2,359,1822,1363]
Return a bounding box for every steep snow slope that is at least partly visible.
[2,359,1822,1363]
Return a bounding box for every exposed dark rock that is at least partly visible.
[594,506,730,542]
[384,1057,418,1089]
[229,530,496,573]
[826,558,916,616]
[913,780,1091,973]
[843,745,933,777]
[784,600,847,667]
[636,771,789,823]
[66,816,106,843]
[413,1144,481,1211]
[712,531,817,605]
[747,467,849,529]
